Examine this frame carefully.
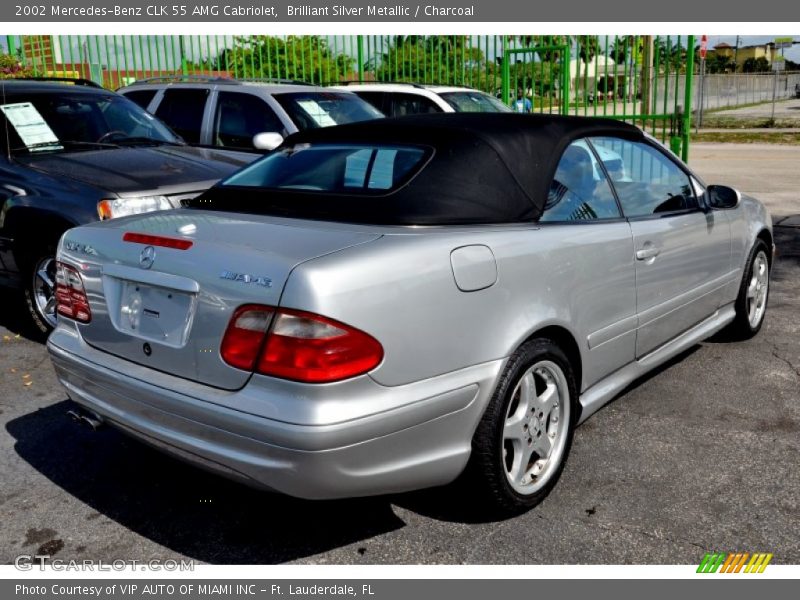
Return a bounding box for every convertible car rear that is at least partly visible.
[47,114,773,513]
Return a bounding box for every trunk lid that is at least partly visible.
[59,210,381,390]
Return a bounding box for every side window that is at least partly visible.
[540,140,621,222]
[0,112,24,154]
[154,88,209,144]
[353,91,387,114]
[213,92,284,150]
[121,89,157,111]
[343,148,403,190]
[390,93,441,117]
[590,137,698,217]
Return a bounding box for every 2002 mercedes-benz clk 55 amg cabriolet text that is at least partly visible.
[47,114,773,513]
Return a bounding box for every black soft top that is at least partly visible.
[200,113,644,225]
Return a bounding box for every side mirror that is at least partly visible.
[252,132,284,151]
[707,184,740,210]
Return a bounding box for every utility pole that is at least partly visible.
[697,56,706,131]
[682,34,696,163]
[640,35,654,116]
[734,35,740,72]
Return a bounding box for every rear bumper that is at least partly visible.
[47,322,503,499]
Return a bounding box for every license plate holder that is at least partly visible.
[116,280,195,347]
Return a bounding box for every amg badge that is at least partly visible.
[220,270,272,288]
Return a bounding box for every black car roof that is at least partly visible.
[0,80,110,95]
[278,113,645,223]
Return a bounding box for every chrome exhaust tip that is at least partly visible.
[66,407,105,431]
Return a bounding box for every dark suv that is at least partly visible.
[0,79,250,335]
[118,77,384,153]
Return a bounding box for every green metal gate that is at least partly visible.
[2,34,695,159]
[499,35,695,161]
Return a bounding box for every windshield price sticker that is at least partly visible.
[0,102,61,150]
[296,100,338,127]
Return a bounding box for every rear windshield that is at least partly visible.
[221,143,428,194]
[273,92,384,130]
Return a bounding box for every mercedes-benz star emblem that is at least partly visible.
[139,245,156,269]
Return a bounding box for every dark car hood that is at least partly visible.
[16,145,250,195]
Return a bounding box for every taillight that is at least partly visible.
[55,262,91,323]
[220,305,274,371]
[220,305,383,383]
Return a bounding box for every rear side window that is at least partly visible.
[121,89,157,110]
[390,93,441,116]
[352,91,388,114]
[590,137,697,217]
[213,92,284,150]
[154,88,209,144]
[222,143,428,193]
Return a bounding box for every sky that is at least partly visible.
[708,35,800,62]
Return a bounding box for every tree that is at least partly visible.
[704,53,735,74]
[575,36,600,104]
[610,37,630,64]
[0,53,35,79]
[205,36,355,83]
[375,36,489,88]
[741,57,770,73]
[655,37,687,73]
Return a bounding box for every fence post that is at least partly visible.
[501,36,510,105]
[179,36,188,75]
[681,34,695,162]
[671,107,683,156]
[562,43,571,114]
[770,68,778,122]
[641,35,653,117]
[357,35,364,80]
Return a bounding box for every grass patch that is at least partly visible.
[691,131,800,144]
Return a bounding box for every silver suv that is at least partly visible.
[118,77,384,152]
[331,82,512,116]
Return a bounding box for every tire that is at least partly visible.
[467,338,578,515]
[728,240,770,339]
[21,246,59,338]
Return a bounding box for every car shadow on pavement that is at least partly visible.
[772,216,800,268]
[0,290,48,344]
[5,400,405,564]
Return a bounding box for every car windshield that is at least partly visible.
[439,91,512,113]
[220,143,428,194]
[273,92,384,130]
[1,91,181,155]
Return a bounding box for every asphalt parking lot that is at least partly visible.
[1,142,798,565]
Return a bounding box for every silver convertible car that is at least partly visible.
[47,114,773,514]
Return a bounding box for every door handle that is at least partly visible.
[635,245,661,261]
